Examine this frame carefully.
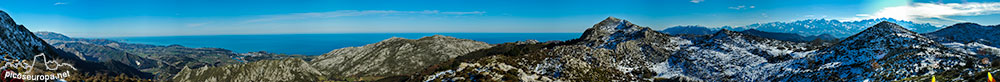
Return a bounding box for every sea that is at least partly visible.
[107,33,582,55]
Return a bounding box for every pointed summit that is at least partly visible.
[843,21,921,40]
[841,21,932,45]
[866,21,913,33]
[0,10,49,58]
[601,16,622,22]
[1,10,16,25]
[575,17,661,49]
[591,16,640,31]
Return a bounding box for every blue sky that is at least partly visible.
[0,0,998,37]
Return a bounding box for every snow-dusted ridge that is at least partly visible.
[416,17,1000,81]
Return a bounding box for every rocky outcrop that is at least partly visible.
[171,58,322,82]
[311,35,492,77]
[573,17,668,49]
[170,35,491,81]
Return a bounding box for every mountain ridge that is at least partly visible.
[924,22,1000,47]
[662,18,939,37]
[170,34,492,81]
[0,10,153,81]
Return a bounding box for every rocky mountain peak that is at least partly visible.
[0,10,50,59]
[576,17,658,49]
[866,21,913,33]
[839,21,932,46]
[837,21,923,42]
[814,21,943,65]
[1,10,13,23]
[589,17,643,33]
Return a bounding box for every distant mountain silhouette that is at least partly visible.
[661,25,715,35]
[923,23,1000,47]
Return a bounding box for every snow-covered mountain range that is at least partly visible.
[663,18,940,38]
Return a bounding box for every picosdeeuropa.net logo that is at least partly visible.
[0,52,76,81]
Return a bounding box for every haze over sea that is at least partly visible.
[108,33,581,55]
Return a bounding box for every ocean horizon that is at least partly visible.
[106,33,582,55]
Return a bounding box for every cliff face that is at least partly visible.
[0,10,52,61]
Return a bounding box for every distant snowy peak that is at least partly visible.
[577,17,660,49]
[731,18,938,37]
